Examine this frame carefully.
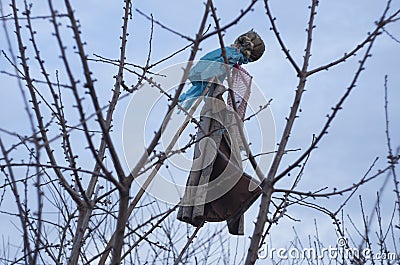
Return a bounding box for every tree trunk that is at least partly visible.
[110,187,130,265]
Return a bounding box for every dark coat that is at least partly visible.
[177,85,261,235]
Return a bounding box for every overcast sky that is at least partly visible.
[1,0,400,263]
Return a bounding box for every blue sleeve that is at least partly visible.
[178,47,248,110]
[188,47,248,83]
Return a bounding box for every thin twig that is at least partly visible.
[264,0,301,75]
[173,223,203,265]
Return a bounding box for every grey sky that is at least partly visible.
[1,0,400,263]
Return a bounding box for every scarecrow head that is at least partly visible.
[233,30,265,62]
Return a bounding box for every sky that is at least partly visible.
[1,0,400,263]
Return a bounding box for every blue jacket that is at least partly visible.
[179,47,248,109]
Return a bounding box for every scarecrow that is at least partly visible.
[177,30,265,235]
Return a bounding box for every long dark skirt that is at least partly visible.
[177,86,261,235]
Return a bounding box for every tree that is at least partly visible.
[0,0,399,264]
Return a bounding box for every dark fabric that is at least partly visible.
[177,85,261,235]
[203,138,261,235]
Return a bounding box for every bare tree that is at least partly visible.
[0,0,399,264]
